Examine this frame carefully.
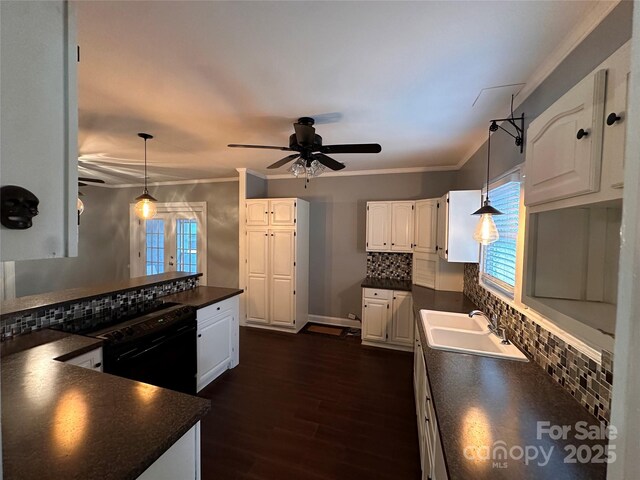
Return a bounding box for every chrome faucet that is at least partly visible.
[469,310,510,344]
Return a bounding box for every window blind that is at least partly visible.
[482,180,521,295]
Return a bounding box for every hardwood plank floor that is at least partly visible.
[198,326,421,480]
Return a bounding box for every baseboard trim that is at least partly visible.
[361,340,414,352]
[308,314,361,329]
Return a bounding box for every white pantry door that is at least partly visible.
[130,203,207,284]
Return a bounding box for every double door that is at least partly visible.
[366,202,414,252]
[247,228,296,327]
[362,289,413,348]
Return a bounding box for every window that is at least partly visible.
[145,219,165,275]
[480,173,522,298]
[176,218,198,274]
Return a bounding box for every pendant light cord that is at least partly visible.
[486,127,491,203]
[143,138,148,194]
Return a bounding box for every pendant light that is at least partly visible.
[472,126,502,245]
[134,133,158,220]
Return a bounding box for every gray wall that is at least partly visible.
[267,171,457,319]
[14,180,239,296]
[456,0,633,190]
[246,173,267,198]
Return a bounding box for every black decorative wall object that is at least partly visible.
[0,185,39,229]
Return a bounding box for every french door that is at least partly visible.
[130,203,207,284]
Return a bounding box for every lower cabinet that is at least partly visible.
[414,328,448,480]
[137,423,201,480]
[197,296,239,392]
[361,288,413,351]
[64,347,103,372]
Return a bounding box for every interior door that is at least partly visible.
[414,199,437,253]
[391,202,414,252]
[246,229,269,324]
[390,292,414,346]
[270,229,295,326]
[362,298,388,342]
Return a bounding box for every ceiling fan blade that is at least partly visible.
[78,182,88,187]
[321,144,382,154]
[228,144,293,151]
[314,153,345,171]
[78,177,106,183]
[267,154,300,169]
[294,122,315,145]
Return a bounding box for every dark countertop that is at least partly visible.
[0,271,202,318]
[412,285,606,479]
[162,286,243,309]
[361,277,412,292]
[2,329,210,480]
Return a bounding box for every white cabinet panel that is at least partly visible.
[362,298,389,342]
[247,230,268,276]
[391,202,414,252]
[246,200,269,226]
[247,229,268,324]
[270,277,294,326]
[0,0,78,261]
[270,230,295,277]
[436,191,481,263]
[366,202,391,251]
[247,276,268,323]
[197,312,232,389]
[270,199,296,226]
[64,348,103,372]
[390,291,414,346]
[137,423,199,480]
[525,70,607,206]
[436,195,447,259]
[415,199,438,253]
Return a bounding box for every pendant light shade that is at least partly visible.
[77,197,85,215]
[134,133,157,220]
[472,126,502,245]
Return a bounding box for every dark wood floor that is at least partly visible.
[198,326,421,480]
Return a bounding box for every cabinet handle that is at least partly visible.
[198,334,202,338]
[383,242,387,246]
[94,362,102,368]
[607,112,622,126]
[217,307,221,311]
[391,243,395,246]
[576,128,589,140]
[374,293,377,296]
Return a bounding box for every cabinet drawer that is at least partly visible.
[363,288,392,300]
[197,296,238,323]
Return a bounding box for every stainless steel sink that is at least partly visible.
[420,310,528,362]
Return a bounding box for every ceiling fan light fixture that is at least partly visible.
[307,159,326,177]
[134,133,158,220]
[288,159,306,178]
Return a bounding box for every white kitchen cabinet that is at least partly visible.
[366,202,391,251]
[413,252,464,292]
[137,423,200,480]
[414,199,438,254]
[0,0,78,261]
[361,288,413,351]
[366,201,414,252]
[196,295,239,392]
[246,199,297,226]
[391,202,415,252]
[435,191,481,263]
[603,42,631,189]
[245,198,309,333]
[414,332,448,480]
[64,347,103,372]
[525,69,606,207]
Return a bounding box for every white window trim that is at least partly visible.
[0,261,16,301]
[477,165,602,363]
[129,202,208,284]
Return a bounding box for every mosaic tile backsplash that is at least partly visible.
[366,253,412,280]
[464,263,613,424]
[0,276,199,339]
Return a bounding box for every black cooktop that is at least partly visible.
[50,300,174,336]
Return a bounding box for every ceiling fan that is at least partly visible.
[228,117,382,173]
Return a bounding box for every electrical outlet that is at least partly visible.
[347,313,357,320]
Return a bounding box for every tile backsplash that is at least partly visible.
[366,253,412,280]
[464,263,613,424]
[1,276,199,339]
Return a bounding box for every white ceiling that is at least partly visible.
[77,0,608,185]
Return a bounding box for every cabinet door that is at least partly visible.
[436,195,448,260]
[414,200,437,253]
[413,252,436,289]
[362,298,389,342]
[0,1,78,261]
[391,202,415,252]
[603,43,630,189]
[246,200,269,226]
[270,199,296,226]
[390,292,414,346]
[525,69,607,206]
[197,311,232,391]
[65,348,103,372]
[270,230,295,326]
[366,202,391,251]
[246,229,269,323]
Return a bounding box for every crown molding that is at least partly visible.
[88,176,239,188]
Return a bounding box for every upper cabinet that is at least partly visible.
[435,191,481,263]
[246,199,297,227]
[525,41,630,210]
[0,1,78,261]
[366,201,414,253]
[414,199,437,254]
